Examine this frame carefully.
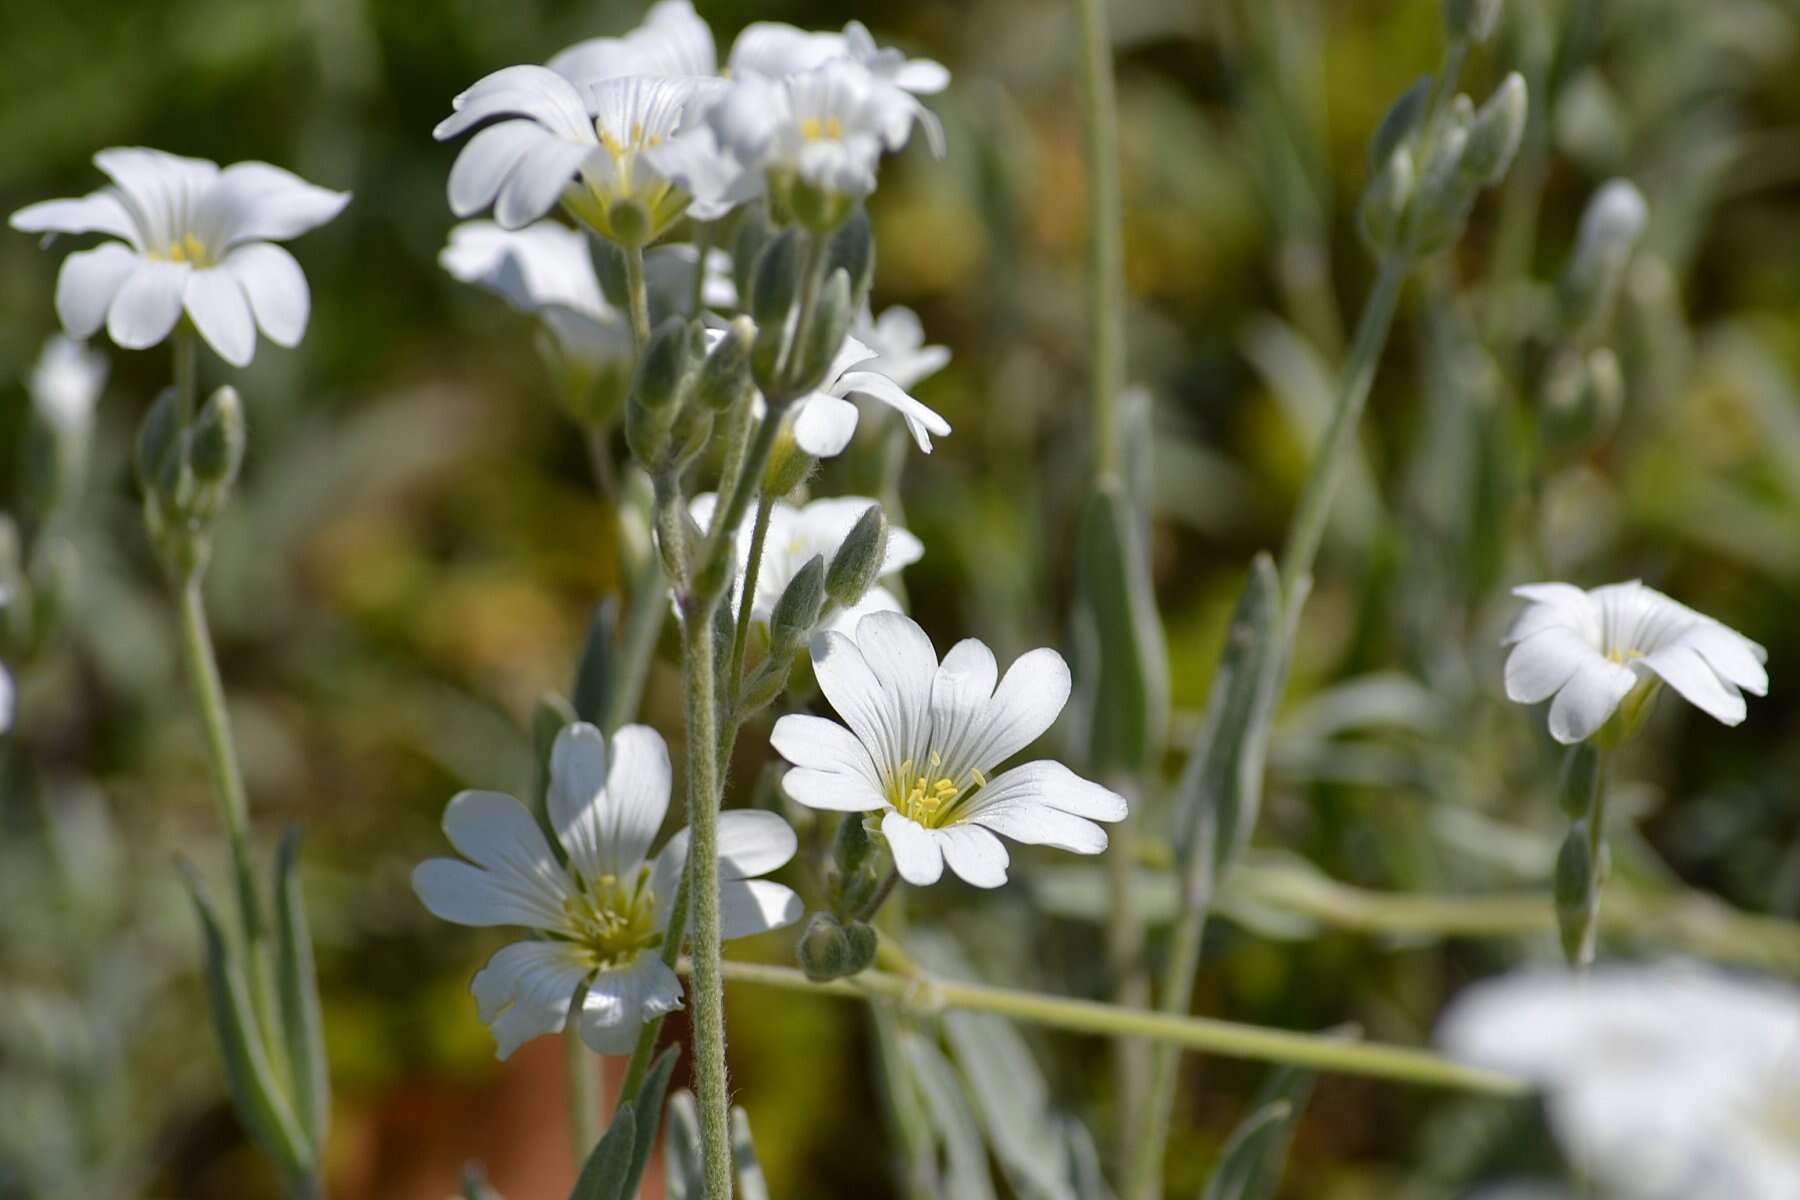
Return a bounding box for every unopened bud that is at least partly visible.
[826,207,876,307]
[751,228,804,330]
[633,317,694,412]
[135,387,183,493]
[1368,76,1432,171]
[1412,124,1477,255]
[1561,180,1648,332]
[770,555,827,654]
[825,504,887,608]
[190,385,245,488]
[697,318,755,412]
[1461,73,1528,185]
[1358,147,1415,256]
[732,208,775,305]
[798,912,853,981]
[842,921,879,973]
[1444,0,1503,44]
[787,268,853,395]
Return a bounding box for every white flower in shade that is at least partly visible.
[691,493,923,635]
[784,334,951,458]
[546,0,716,86]
[9,149,349,367]
[852,305,950,391]
[412,722,801,1057]
[771,612,1127,888]
[1502,581,1768,744]
[727,19,950,97]
[27,335,107,439]
[1439,963,1800,1200]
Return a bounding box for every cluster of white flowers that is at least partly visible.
[1440,962,1800,1199]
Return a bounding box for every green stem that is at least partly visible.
[688,222,712,317]
[564,1023,600,1172]
[699,960,1527,1096]
[1075,0,1126,483]
[726,494,776,703]
[623,246,652,348]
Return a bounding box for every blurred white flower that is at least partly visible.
[785,334,950,458]
[691,493,923,635]
[26,335,107,439]
[727,19,950,97]
[1439,962,1800,1200]
[547,0,716,85]
[771,612,1127,888]
[10,148,348,367]
[412,722,801,1057]
[852,305,950,390]
[1502,581,1767,744]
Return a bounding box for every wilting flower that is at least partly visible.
[1439,962,1800,1200]
[413,722,801,1056]
[853,305,950,391]
[9,149,348,367]
[1502,581,1767,745]
[692,493,923,634]
[783,335,950,459]
[27,335,107,440]
[771,612,1127,888]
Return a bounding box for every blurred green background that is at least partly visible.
[4,0,1800,1196]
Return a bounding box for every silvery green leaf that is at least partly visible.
[274,829,330,1154]
[1075,479,1169,774]
[570,1100,635,1200]
[1058,1114,1112,1200]
[572,600,617,729]
[625,1044,681,1196]
[1200,1060,1319,1200]
[731,1107,770,1200]
[665,1090,703,1200]
[902,1031,998,1200]
[177,861,313,1180]
[871,1006,941,1194]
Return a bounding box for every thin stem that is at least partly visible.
[688,222,712,317]
[1074,0,1126,482]
[602,551,667,736]
[623,246,652,348]
[727,494,776,703]
[174,329,199,425]
[696,959,1527,1096]
[854,867,901,923]
[564,1023,600,1172]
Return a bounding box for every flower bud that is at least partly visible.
[825,504,887,608]
[842,921,879,974]
[798,912,854,981]
[739,656,791,714]
[1368,76,1432,171]
[1560,180,1648,333]
[826,207,876,308]
[751,228,804,331]
[732,207,775,305]
[190,385,246,489]
[786,268,853,395]
[1460,73,1528,184]
[625,394,674,468]
[1444,0,1503,44]
[770,554,827,655]
[1412,124,1477,255]
[1540,346,1623,454]
[828,814,884,915]
[1554,823,1598,967]
[697,317,756,412]
[761,425,815,498]
[135,386,184,493]
[1358,147,1415,256]
[633,317,694,412]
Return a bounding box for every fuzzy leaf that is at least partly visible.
[274,829,330,1153]
[570,1101,636,1200]
[1076,479,1169,774]
[624,1044,681,1195]
[1200,1060,1320,1200]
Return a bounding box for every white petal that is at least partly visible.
[436,788,571,918]
[965,802,1109,855]
[447,122,539,218]
[495,135,594,229]
[959,647,1072,773]
[1546,660,1638,744]
[936,824,1009,888]
[1505,583,1598,645]
[1503,628,1595,705]
[106,259,189,350]
[411,857,567,928]
[93,147,218,250]
[600,724,673,875]
[792,392,860,457]
[770,713,883,785]
[837,368,950,452]
[0,664,12,734]
[963,759,1128,823]
[10,190,138,245]
[810,628,901,773]
[578,955,684,1054]
[548,721,609,883]
[660,809,801,882]
[882,809,943,885]
[926,637,999,773]
[224,242,310,347]
[718,878,804,938]
[54,242,141,339]
[184,268,256,366]
[853,611,938,769]
[822,586,903,636]
[198,161,349,248]
[1684,624,1768,696]
[894,59,951,94]
[1643,645,1747,727]
[436,65,596,144]
[780,766,890,811]
[469,940,587,1059]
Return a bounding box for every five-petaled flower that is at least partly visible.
[1502,581,1768,744]
[771,612,1127,888]
[10,148,349,367]
[412,722,801,1057]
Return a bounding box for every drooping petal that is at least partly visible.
[198,161,350,249]
[718,878,804,938]
[438,788,571,916]
[106,259,190,350]
[224,242,310,347]
[936,824,1009,888]
[792,392,860,457]
[578,955,684,1054]
[836,368,950,452]
[447,122,541,218]
[548,722,609,883]
[55,242,141,338]
[436,65,597,144]
[10,189,140,246]
[853,611,938,770]
[469,940,588,1059]
[439,219,608,318]
[1503,628,1594,705]
[1683,623,1769,696]
[963,801,1110,855]
[957,647,1072,774]
[779,766,889,812]
[882,809,943,885]
[184,267,257,367]
[1546,660,1638,745]
[1642,645,1747,727]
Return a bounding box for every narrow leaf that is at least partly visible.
[1202,1056,1323,1200]
[902,1031,998,1200]
[570,1100,636,1200]
[665,1090,702,1200]
[177,860,313,1179]
[1076,479,1170,774]
[572,599,618,728]
[624,1044,681,1196]
[274,828,331,1153]
[731,1106,770,1200]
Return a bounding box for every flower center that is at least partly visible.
[800,115,844,142]
[562,865,660,971]
[890,752,984,828]
[153,233,209,266]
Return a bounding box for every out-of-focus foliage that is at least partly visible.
[4,0,1800,1196]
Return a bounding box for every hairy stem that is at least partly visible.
[727,494,776,703]
[624,246,652,347]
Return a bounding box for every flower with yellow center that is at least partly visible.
[413,722,801,1057]
[771,612,1127,888]
[10,147,348,366]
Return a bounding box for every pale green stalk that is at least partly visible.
[726,494,777,701]
[564,1025,600,1171]
[693,960,1526,1096]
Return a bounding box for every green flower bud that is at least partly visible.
[1368,76,1432,171]
[786,268,853,395]
[1460,73,1528,185]
[190,385,246,489]
[625,395,674,468]
[633,317,694,412]
[135,386,184,493]
[697,317,756,413]
[798,912,854,981]
[1554,823,1598,967]
[770,555,827,656]
[1560,180,1648,333]
[1412,125,1478,255]
[739,656,791,714]
[1540,347,1623,454]
[733,207,775,305]
[591,239,630,310]
[761,425,815,498]
[1444,0,1503,44]
[842,922,879,974]
[1358,146,1415,256]
[826,207,876,308]
[751,228,804,330]
[825,504,887,608]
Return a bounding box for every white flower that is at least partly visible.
[1439,962,1800,1200]
[727,19,950,97]
[709,59,929,200]
[1502,581,1768,744]
[10,148,349,367]
[771,612,1127,888]
[691,493,924,635]
[412,722,801,1057]
[852,305,950,390]
[27,335,107,439]
[784,334,951,458]
[546,0,717,85]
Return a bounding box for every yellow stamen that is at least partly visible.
[561,864,660,971]
[156,233,208,264]
[799,116,843,142]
